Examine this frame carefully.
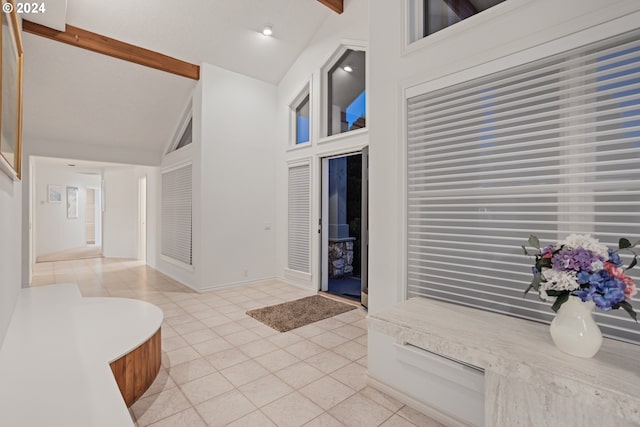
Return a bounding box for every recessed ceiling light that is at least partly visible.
[68,164,76,167]
[343,65,353,73]
[262,25,273,36]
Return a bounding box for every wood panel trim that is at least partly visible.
[317,0,343,14]
[110,328,162,407]
[22,20,200,80]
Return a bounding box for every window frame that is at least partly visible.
[288,80,312,149]
[320,43,368,143]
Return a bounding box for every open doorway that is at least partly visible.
[321,151,367,305]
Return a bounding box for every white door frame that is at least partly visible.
[138,176,147,262]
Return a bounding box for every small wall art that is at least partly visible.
[48,184,63,203]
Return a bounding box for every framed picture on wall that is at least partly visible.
[48,184,63,203]
[67,186,78,219]
[0,0,24,180]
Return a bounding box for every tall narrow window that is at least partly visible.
[290,84,311,146]
[327,49,366,137]
[288,163,311,273]
[161,164,192,266]
[406,30,640,344]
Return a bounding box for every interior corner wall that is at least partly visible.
[274,0,369,290]
[34,166,101,257]
[367,0,640,314]
[0,174,22,349]
[196,63,277,290]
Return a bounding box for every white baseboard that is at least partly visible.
[275,274,317,292]
[367,375,475,427]
[197,276,278,293]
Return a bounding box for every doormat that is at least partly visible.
[246,295,357,332]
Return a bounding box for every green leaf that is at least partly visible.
[545,290,564,297]
[538,258,552,269]
[551,293,570,313]
[626,256,638,271]
[617,301,638,323]
[521,245,529,256]
[528,235,541,249]
[619,238,632,250]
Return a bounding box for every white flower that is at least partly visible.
[540,268,581,292]
[590,260,604,272]
[559,234,609,260]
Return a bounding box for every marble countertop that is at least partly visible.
[368,297,640,423]
[0,284,163,427]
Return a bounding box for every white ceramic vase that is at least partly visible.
[549,296,603,358]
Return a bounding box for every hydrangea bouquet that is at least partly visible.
[522,234,638,321]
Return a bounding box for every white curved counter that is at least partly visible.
[0,284,163,427]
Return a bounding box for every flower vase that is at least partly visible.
[549,296,603,358]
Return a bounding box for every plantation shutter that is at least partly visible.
[288,164,311,273]
[406,29,640,344]
[161,164,193,265]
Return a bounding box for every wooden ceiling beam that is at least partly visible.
[22,20,200,80]
[317,0,343,14]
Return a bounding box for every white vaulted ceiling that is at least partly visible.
[22,0,331,159]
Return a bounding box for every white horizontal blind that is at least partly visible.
[407,30,640,344]
[288,164,311,273]
[161,164,193,266]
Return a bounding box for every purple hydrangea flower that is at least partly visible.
[608,249,622,267]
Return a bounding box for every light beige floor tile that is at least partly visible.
[254,349,300,372]
[132,387,192,427]
[299,376,356,410]
[268,331,304,348]
[162,336,191,352]
[261,391,324,427]
[333,310,366,324]
[226,410,277,427]
[213,321,246,336]
[142,368,177,398]
[380,414,419,427]
[329,394,393,427]
[224,329,262,346]
[397,406,446,427]
[220,359,270,387]
[205,347,250,370]
[333,324,367,340]
[359,387,404,412]
[330,363,368,391]
[163,347,201,368]
[180,372,235,405]
[172,320,208,335]
[314,318,346,331]
[303,413,346,427]
[201,315,233,328]
[168,357,217,385]
[292,323,326,339]
[332,341,367,361]
[305,351,351,374]
[181,328,219,345]
[192,337,234,356]
[275,361,324,389]
[195,389,256,427]
[238,338,279,358]
[147,407,207,427]
[237,374,293,407]
[309,331,349,349]
[250,324,280,338]
[284,339,326,359]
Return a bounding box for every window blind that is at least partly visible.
[406,30,640,344]
[161,164,193,266]
[288,164,311,273]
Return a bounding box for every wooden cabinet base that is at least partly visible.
[110,328,162,407]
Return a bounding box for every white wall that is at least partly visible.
[196,64,277,289]
[155,64,278,291]
[34,165,101,257]
[0,173,22,348]
[274,0,369,290]
[367,0,640,314]
[102,168,136,259]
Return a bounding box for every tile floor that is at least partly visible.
[31,257,444,427]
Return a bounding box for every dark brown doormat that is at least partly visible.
[246,295,357,332]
